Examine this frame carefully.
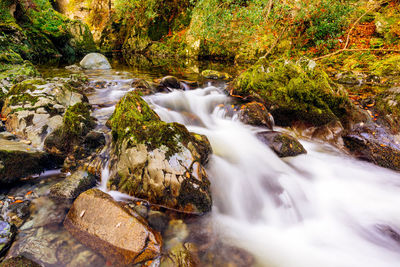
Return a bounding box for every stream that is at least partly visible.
[5,63,400,267]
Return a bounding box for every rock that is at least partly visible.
[84,131,106,150]
[336,71,361,85]
[65,64,83,71]
[131,78,156,95]
[343,124,400,171]
[160,243,199,267]
[0,138,51,184]
[0,220,16,257]
[79,53,111,70]
[66,20,97,56]
[0,256,41,267]
[371,55,400,77]
[44,102,95,157]
[8,226,104,267]
[107,91,212,213]
[160,76,182,90]
[229,58,354,127]
[147,211,169,234]
[1,77,87,148]
[64,189,161,266]
[201,70,230,80]
[200,242,255,267]
[256,131,307,157]
[49,171,97,200]
[6,200,31,227]
[238,102,274,129]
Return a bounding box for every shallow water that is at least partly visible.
[6,59,400,266]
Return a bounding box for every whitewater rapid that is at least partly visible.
[144,85,400,267]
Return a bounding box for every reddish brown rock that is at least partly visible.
[64,189,162,266]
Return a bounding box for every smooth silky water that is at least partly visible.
[26,62,400,266]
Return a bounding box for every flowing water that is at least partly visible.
[9,62,400,266]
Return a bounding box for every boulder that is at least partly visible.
[0,256,41,267]
[107,91,212,213]
[49,171,97,200]
[238,102,274,129]
[64,189,161,266]
[0,138,51,184]
[80,53,111,70]
[201,70,230,80]
[343,124,400,171]
[0,220,16,257]
[256,131,306,157]
[1,77,87,148]
[160,76,182,90]
[336,71,361,85]
[131,78,157,95]
[229,58,355,127]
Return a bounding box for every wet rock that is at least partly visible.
[131,78,156,95]
[79,53,111,70]
[164,220,189,249]
[107,91,212,213]
[201,242,255,267]
[256,131,306,157]
[0,256,41,267]
[0,220,16,257]
[6,200,31,227]
[0,138,51,184]
[8,226,104,267]
[160,76,182,90]
[64,189,162,266]
[238,102,274,129]
[84,131,106,150]
[160,243,199,267]
[201,70,230,80]
[343,124,400,171]
[147,211,169,234]
[49,171,97,200]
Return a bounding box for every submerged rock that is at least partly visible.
[0,256,41,267]
[160,243,199,267]
[160,76,182,90]
[107,91,212,213]
[256,131,306,157]
[0,138,51,184]
[0,220,16,257]
[80,53,111,70]
[238,102,274,129]
[49,171,97,200]
[64,189,161,266]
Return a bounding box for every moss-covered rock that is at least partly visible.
[44,102,95,156]
[201,70,231,80]
[230,58,353,127]
[237,102,274,129]
[107,91,212,213]
[0,256,41,267]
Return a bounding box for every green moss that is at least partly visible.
[110,91,193,157]
[371,55,400,76]
[8,79,46,95]
[63,102,94,139]
[232,58,350,126]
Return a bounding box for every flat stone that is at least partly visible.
[49,170,97,200]
[64,189,162,266]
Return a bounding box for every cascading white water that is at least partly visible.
[143,85,400,267]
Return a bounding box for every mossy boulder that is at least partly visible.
[373,86,400,134]
[66,20,97,55]
[49,170,97,200]
[230,58,353,127]
[1,77,88,148]
[44,102,95,156]
[107,91,212,214]
[201,70,231,80]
